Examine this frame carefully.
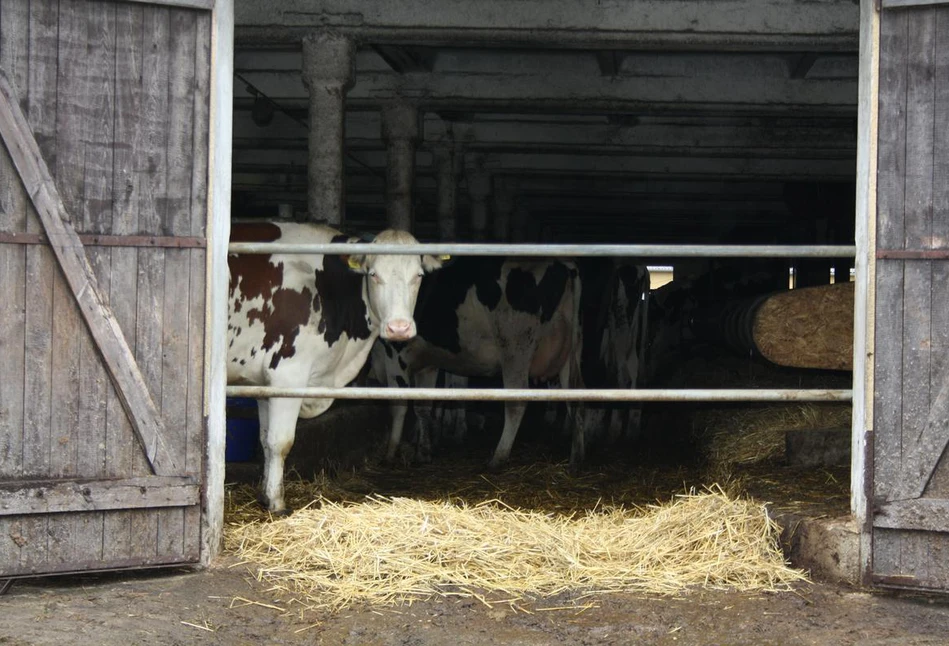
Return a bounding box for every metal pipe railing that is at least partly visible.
[225,386,853,402]
[227,242,857,258]
[225,239,855,404]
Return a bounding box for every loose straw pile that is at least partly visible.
[225,486,807,611]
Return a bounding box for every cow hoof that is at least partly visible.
[485,460,505,473]
[256,494,292,517]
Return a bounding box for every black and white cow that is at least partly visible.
[227,221,442,513]
[581,260,651,444]
[373,256,585,471]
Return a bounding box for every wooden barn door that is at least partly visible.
[871,1,949,591]
[0,0,211,577]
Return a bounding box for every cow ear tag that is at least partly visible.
[347,257,362,270]
[439,254,451,261]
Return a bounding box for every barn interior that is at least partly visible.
[225,0,859,571]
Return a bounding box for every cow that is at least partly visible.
[227,220,442,513]
[373,256,586,472]
[587,260,651,444]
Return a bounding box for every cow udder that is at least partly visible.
[529,316,573,380]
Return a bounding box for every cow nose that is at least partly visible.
[385,319,414,341]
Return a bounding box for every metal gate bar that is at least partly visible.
[228,242,857,258]
[226,240,855,404]
[226,386,853,402]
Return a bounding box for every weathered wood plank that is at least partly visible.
[0,243,25,480]
[124,0,214,10]
[935,8,949,250]
[928,10,949,502]
[48,267,82,478]
[74,0,116,482]
[0,69,179,477]
[49,0,90,567]
[138,5,170,236]
[874,262,906,499]
[901,260,933,478]
[1,538,197,578]
[27,0,58,167]
[876,498,949,531]
[895,365,949,499]
[155,8,201,563]
[903,8,936,250]
[0,477,200,515]
[108,1,147,482]
[874,10,910,505]
[184,249,206,559]
[166,8,197,236]
[877,10,908,251]
[19,0,60,573]
[0,518,20,578]
[882,0,949,9]
[185,12,211,561]
[157,249,191,560]
[0,1,30,487]
[0,0,30,117]
[191,11,211,240]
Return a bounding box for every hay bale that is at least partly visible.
[753,282,854,371]
[701,403,852,471]
[225,488,807,612]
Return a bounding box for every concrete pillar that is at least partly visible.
[381,102,420,231]
[465,154,491,241]
[433,144,462,240]
[301,32,355,226]
[492,178,516,242]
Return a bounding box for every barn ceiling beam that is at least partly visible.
[234,0,858,51]
[790,52,820,79]
[595,51,624,77]
[372,45,436,73]
[234,53,856,115]
[233,148,855,181]
[232,109,856,159]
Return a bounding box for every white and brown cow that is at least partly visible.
[374,256,585,472]
[227,221,441,513]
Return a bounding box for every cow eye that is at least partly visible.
[368,269,377,277]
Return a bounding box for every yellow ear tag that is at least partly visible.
[439,254,451,261]
[347,257,362,270]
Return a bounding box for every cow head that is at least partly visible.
[344,230,443,341]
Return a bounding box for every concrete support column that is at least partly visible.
[433,144,462,240]
[465,154,491,241]
[381,102,420,231]
[492,178,516,242]
[301,32,355,226]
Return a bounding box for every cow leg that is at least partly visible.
[259,397,304,515]
[412,368,439,463]
[384,400,410,464]
[558,359,587,476]
[487,360,532,472]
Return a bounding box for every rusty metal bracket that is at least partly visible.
[0,232,206,248]
[877,249,949,260]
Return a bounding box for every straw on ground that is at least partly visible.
[225,486,807,612]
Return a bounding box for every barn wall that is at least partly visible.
[872,3,949,589]
[0,0,210,574]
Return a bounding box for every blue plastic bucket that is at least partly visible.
[225,397,259,462]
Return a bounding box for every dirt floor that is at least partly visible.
[3,563,949,646]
